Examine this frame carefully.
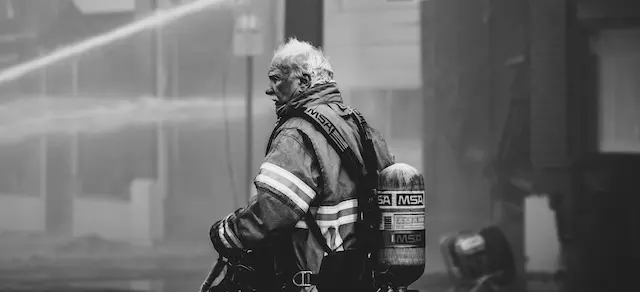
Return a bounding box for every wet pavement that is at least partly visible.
[0,258,212,292]
[0,228,559,292]
[0,266,558,292]
[2,275,452,292]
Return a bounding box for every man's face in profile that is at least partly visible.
[265,63,307,107]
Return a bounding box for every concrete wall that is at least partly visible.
[73,179,162,246]
[73,196,132,242]
[1,180,164,247]
[1,176,163,247]
[324,0,420,89]
[525,196,561,272]
[0,194,46,232]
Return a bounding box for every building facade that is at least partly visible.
[422,0,640,290]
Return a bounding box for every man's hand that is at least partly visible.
[210,208,246,259]
[199,257,229,292]
[210,219,233,258]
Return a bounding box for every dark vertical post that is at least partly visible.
[420,0,438,270]
[152,0,167,201]
[284,0,323,46]
[246,55,253,201]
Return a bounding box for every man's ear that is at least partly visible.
[300,73,311,88]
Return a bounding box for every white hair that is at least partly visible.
[271,38,334,86]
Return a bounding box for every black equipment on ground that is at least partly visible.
[440,226,516,292]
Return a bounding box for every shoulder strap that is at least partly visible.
[286,104,378,254]
[349,109,380,253]
[292,106,365,181]
[350,109,379,187]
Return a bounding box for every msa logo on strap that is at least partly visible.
[305,107,336,135]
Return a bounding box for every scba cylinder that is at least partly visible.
[376,163,426,288]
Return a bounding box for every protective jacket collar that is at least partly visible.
[276,82,343,117]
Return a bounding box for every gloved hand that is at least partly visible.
[209,219,230,258]
[209,209,244,259]
[199,257,229,292]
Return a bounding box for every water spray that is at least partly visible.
[0,0,234,85]
[0,96,273,143]
[0,0,263,144]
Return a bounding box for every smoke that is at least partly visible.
[0,96,273,144]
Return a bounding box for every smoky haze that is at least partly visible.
[0,0,565,291]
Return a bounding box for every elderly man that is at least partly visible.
[209,38,395,292]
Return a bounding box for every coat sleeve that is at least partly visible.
[210,128,321,254]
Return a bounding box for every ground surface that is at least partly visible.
[0,233,558,292]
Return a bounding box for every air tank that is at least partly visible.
[376,163,426,290]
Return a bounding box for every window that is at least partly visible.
[0,138,43,195]
[78,126,156,199]
[594,29,640,153]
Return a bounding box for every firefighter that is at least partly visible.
[208,38,395,292]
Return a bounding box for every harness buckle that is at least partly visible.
[292,270,313,287]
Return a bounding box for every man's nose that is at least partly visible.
[265,87,275,95]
